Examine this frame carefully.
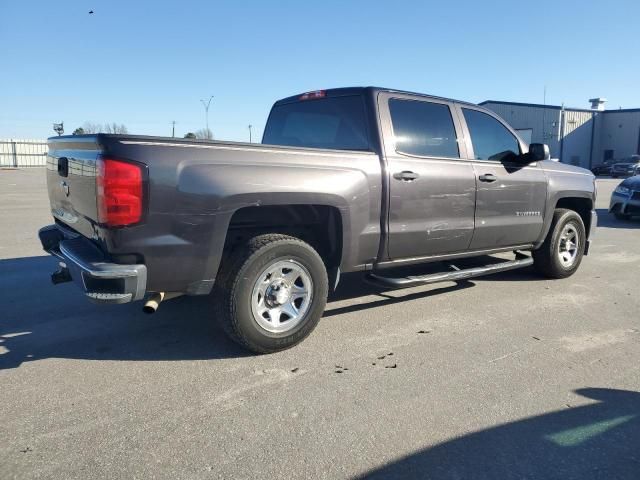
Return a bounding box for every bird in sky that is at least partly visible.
[89,10,94,14]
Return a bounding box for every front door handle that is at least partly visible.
[478,173,497,183]
[393,171,419,181]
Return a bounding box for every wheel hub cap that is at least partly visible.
[265,281,292,307]
[251,259,313,333]
[558,223,579,267]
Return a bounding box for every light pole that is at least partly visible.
[200,95,214,138]
[248,124,253,143]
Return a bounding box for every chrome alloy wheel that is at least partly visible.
[558,223,580,267]
[250,259,313,333]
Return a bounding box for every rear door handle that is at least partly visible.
[393,171,419,181]
[478,173,497,183]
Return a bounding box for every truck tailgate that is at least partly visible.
[46,137,102,238]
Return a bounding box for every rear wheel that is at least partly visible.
[212,234,328,354]
[533,209,586,279]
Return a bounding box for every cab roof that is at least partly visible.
[273,86,480,108]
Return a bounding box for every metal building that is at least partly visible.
[480,99,640,169]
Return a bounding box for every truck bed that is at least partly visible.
[45,134,382,295]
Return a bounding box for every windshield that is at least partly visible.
[262,95,370,151]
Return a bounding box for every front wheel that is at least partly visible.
[212,234,328,354]
[533,209,586,279]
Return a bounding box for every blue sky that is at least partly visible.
[1,0,638,141]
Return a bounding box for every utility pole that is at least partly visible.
[200,95,214,137]
[542,85,547,141]
[171,120,176,138]
[248,124,253,143]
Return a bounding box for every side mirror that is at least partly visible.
[528,143,550,161]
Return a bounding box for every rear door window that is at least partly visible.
[262,96,370,151]
[389,99,459,158]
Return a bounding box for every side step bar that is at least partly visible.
[365,254,533,289]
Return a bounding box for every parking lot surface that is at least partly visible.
[1,169,639,479]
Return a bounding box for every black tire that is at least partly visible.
[533,209,586,279]
[212,234,328,354]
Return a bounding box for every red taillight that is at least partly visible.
[299,90,326,100]
[96,158,144,227]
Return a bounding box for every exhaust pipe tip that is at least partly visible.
[143,292,165,314]
[142,292,182,314]
[142,304,158,314]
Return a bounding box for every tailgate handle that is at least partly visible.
[58,157,69,177]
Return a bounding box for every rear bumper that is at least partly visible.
[38,224,147,304]
[611,168,633,177]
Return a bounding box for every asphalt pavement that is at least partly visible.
[1,168,639,479]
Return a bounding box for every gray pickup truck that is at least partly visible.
[39,87,597,353]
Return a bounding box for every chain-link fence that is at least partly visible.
[0,139,47,167]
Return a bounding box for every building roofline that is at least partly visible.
[479,100,640,114]
[479,100,583,111]
[602,108,640,114]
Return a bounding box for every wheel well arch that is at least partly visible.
[554,197,593,234]
[223,204,344,271]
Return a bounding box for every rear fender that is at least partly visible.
[176,162,379,293]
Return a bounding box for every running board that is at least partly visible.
[365,254,533,289]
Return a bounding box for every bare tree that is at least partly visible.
[82,122,102,134]
[103,123,129,134]
[195,128,213,140]
[80,122,129,134]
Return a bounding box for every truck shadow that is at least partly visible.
[357,387,640,479]
[325,271,475,318]
[0,256,250,370]
[324,256,551,319]
[0,253,576,368]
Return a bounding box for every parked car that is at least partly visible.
[591,159,616,176]
[610,155,640,178]
[39,87,597,353]
[610,176,640,220]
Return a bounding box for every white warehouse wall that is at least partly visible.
[480,100,640,169]
[560,110,594,168]
[593,110,640,163]
[480,102,563,159]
